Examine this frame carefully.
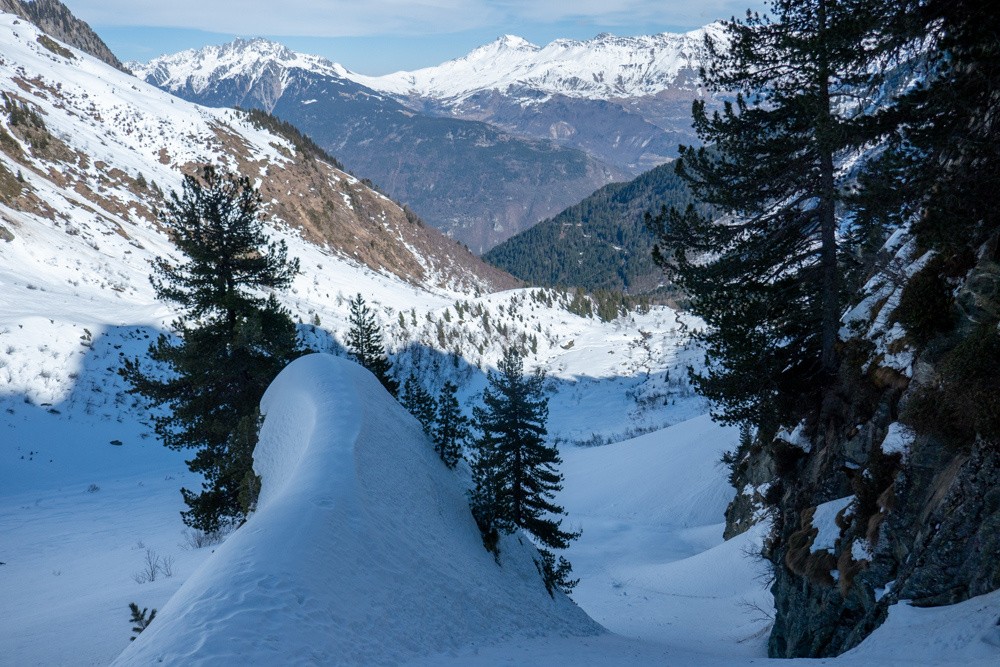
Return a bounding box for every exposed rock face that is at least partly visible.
[0,0,126,71]
[725,247,1000,658]
[767,431,1000,657]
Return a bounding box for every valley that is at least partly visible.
[2,1,999,665]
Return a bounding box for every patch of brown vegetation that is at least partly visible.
[785,506,840,587]
[203,121,518,293]
[36,34,74,60]
[836,546,868,597]
[871,366,910,392]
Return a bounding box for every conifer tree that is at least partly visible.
[432,380,467,468]
[345,293,398,396]
[128,602,156,641]
[121,165,300,532]
[648,0,894,431]
[400,373,437,434]
[875,0,1000,254]
[470,346,578,594]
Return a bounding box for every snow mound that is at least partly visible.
[113,354,599,665]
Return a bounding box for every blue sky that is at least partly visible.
[61,1,767,74]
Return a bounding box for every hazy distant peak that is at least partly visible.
[348,24,718,102]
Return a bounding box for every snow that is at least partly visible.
[558,415,772,657]
[776,420,812,452]
[130,25,724,108]
[810,496,853,554]
[3,11,1000,667]
[348,25,727,103]
[840,589,1000,666]
[127,38,349,102]
[881,422,915,459]
[114,354,598,665]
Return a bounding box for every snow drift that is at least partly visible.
[113,354,599,665]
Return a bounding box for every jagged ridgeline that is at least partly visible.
[483,161,700,293]
[0,0,125,70]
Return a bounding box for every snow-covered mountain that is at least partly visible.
[0,16,515,293]
[347,27,725,174]
[0,11,723,663]
[350,26,722,103]
[130,39,623,253]
[129,37,353,105]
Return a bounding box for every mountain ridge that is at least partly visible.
[347,25,723,102]
[0,10,516,293]
[131,38,623,252]
[342,26,725,175]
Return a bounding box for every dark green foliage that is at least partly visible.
[128,602,156,641]
[469,347,578,594]
[903,325,1000,448]
[3,93,45,131]
[121,166,300,531]
[537,548,579,596]
[484,161,701,292]
[345,293,398,396]
[242,107,344,170]
[892,259,956,345]
[722,423,754,487]
[432,381,467,469]
[886,0,1000,255]
[400,373,437,434]
[649,0,895,429]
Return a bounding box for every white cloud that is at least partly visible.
[61,0,762,36]
[62,0,501,37]
[493,0,758,27]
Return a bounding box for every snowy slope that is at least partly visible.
[114,354,599,665]
[349,25,724,104]
[0,11,509,295]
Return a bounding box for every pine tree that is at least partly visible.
[876,0,1000,254]
[647,0,895,431]
[121,165,300,532]
[470,346,579,594]
[128,602,156,641]
[400,373,437,434]
[432,381,467,468]
[345,293,398,396]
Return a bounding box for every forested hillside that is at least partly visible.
[646,0,1000,658]
[484,161,699,293]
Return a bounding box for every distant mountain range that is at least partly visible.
[129,40,624,253]
[130,31,719,253]
[0,12,514,295]
[350,28,723,174]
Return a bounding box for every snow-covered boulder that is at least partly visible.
[113,354,598,665]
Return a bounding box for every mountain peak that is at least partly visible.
[496,34,537,49]
[349,25,713,102]
[130,37,349,98]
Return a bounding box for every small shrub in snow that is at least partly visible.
[86,483,100,493]
[180,528,225,549]
[132,548,172,583]
[128,602,156,640]
[160,554,174,578]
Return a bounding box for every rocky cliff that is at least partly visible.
[725,237,1000,657]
